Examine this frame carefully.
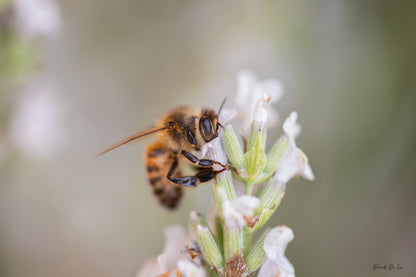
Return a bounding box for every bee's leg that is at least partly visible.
[167,158,199,187]
[181,150,227,170]
[195,167,227,182]
[167,154,227,187]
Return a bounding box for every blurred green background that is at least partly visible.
[1,0,415,276]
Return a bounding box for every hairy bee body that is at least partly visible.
[157,106,201,152]
[145,140,183,209]
[145,106,219,208]
[97,102,226,210]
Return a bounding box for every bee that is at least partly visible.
[96,100,227,209]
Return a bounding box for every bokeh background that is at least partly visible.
[1,0,415,276]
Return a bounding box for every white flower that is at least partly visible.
[136,225,203,277]
[274,112,314,183]
[135,259,163,277]
[218,109,238,126]
[253,94,271,124]
[222,196,260,227]
[199,136,227,168]
[258,226,295,277]
[177,259,206,277]
[157,226,189,272]
[10,79,66,159]
[224,70,283,133]
[13,0,62,39]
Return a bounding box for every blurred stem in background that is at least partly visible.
[0,1,37,85]
[0,1,37,165]
[0,0,62,162]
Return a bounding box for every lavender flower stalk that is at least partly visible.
[136,71,314,277]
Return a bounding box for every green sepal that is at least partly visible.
[195,225,224,271]
[247,179,286,233]
[244,129,267,183]
[214,216,224,253]
[264,135,289,175]
[222,125,244,169]
[246,121,267,152]
[246,230,270,274]
[213,185,228,221]
[224,227,243,261]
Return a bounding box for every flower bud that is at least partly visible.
[222,125,244,169]
[205,137,237,201]
[247,94,270,152]
[244,129,267,184]
[190,211,204,229]
[195,225,224,271]
[213,185,228,220]
[247,179,286,233]
[263,135,289,176]
[223,226,242,261]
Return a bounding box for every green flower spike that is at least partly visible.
[136,71,315,277]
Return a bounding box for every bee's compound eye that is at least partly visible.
[202,118,211,133]
[200,117,214,142]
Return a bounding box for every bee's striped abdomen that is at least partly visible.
[145,140,183,209]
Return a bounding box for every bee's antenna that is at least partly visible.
[95,126,169,157]
[218,97,227,116]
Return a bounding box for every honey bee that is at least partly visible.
[96,100,227,209]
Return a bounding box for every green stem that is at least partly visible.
[245,180,255,195]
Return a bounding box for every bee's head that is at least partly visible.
[199,109,219,143]
[199,98,226,143]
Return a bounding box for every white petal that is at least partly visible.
[300,151,315,181]
[254,79,284,105]
[236,70,258,108]
[234,71,285,133]
[11,80,65,159]
[283,112,301,140]
[218,108,238,124]
[257,259,276,277]
[267,109,279,129]
[275,112,314,183]
[177,259,206,277]
[14,0,62,39]
[222,196,260,227]
[258,257,295,277]
[200,136,227,167]
[135,258,163,277]
[253,94,270,123]
[253,79,283,129]
[274,146,304,184]
[157,225,188,271]
[258,226,295,277]
[263,226,294,261]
